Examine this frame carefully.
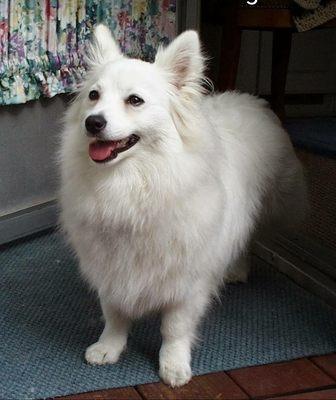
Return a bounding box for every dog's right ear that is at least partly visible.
[86,24,122,67]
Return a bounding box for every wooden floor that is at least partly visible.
[53,353,336,400]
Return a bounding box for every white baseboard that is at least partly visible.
[0,201,58,245]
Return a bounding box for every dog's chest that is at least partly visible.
[63,174,221,315]
[75,218,192,315]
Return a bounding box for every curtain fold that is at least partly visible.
[0,0,176,105]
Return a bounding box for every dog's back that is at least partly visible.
[202,91,307,234]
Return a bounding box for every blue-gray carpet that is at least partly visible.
[1,232,336,400]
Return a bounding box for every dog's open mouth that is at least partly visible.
[89,134,139,163]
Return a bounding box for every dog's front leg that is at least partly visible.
[159,292,209,387]
[85,298,131,365]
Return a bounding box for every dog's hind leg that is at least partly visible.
[85,298,131,365]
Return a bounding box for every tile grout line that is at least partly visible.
[224,371,253,399]
[309,356,336,383]
[134,385,149,400]
[134,371,254,399]
[227,357,336,400]
[250,383,336,400]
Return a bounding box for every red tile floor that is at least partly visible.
[52,353,336,400]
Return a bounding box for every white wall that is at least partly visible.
[0,96,66,217]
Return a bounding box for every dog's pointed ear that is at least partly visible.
[87,24,122,67]
[155,31,205,91]
[93,24,121,58]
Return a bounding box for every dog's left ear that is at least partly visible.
[87,24,122,67]
[155,31,205,92]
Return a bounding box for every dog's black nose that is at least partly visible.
[85,115,107,136]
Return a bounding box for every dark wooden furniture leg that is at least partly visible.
[218,2,242,91]
[271,29,292,121]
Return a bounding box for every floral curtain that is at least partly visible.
[0,0,176,106]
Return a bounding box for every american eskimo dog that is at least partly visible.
[60,25,306,387]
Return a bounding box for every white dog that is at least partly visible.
[60,25,306,387]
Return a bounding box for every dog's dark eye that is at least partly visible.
[89,90,99,101]
[127,95,144,107]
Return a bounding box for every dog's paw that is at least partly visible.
[159,360,192,387]
[85,342,123,365]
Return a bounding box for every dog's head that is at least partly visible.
[71,25,206,166]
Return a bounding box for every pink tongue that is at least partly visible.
[89,141,118,161]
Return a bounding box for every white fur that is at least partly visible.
[59,26,306,387]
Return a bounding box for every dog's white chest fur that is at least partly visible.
[62,164,224,318]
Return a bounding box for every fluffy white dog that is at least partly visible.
[60,25,306,387]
